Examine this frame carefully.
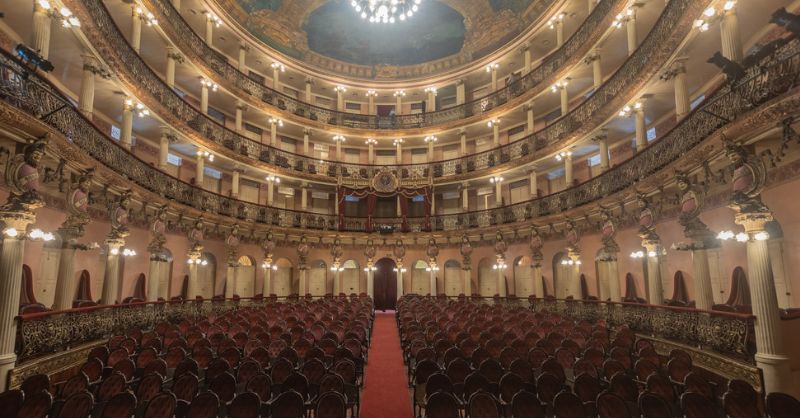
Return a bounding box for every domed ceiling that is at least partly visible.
[218,0,546,79]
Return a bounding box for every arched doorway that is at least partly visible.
[236,256,256,297]
[374,258,397,311]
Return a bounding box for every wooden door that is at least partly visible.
[374,258,397,311]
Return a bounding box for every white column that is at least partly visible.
[271,63,282,89]
[231,169,240,198]
[497,266,507,297]
[736,213,791,394]
[532,263,543,298]
[461,184,469,211]
[238,43,247,71]
[366,266,374,298]
[121,99,134,150]
[394,92,403,113]
[305,79,313,103]
[101,240,124,304]
[523,45,532,73]
[589,49,602,89]
[395,140,402,164]
[32,3,52,59]
[195,152,205,185]
[262,264,272,296]
[147,258,164,302]
[53,246,77,310]
[555,19,565,47]
[186,254,199,299]
[367,92,376,115]
[270,119,278,146]
[564,152,573,186]
[335,140,342,160]
[594,131,610,171]
[165,47,179,88]
[235,101,245,132]
[673,63,690,120]
[158,127,170,170]
[427,140,435,160]
[200,82,209,114]
[205,13,214,45]
[626,10,637,55]
[608,260,621,301]
[528,170,538,197]
[131,6,143,53]
[336,88,345,111]
[560,86,569,116]
[299,267,308,296]
[300,185,308,210]
[0,214,34,391]
[494,180,502,206]
[368,142,375,164]
[396,266,404,300]
[333,268,341,295]
[635,103,646,151]
[692,248,714,310]
[78,56,97,118]
[266,180,275,205]
[490,66,498,91]
[721,8,743,63]
[225,263,236,298]
[492,122,500,145]
[456,80,465,105]
[429,267,437,297]
[426,89,437,112]
[460,130,467,156]
[644,241,663,304]
[303,129,311,154]
[463,268,472,296]
[526,103,535,134]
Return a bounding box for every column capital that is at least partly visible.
[660,59,687,81]
[526,166,538,174]
[82,54,110,79]
[455,78,465,86]
[583,50,601,64]
[590,128,609,141]
[520,43,530,53]
[460,181,470,190]
[235,100,248,111]
[159,125,179,143]
[166,46,185,63]
[305,77,314,85]
[735,211,773,235]
[303,128,312,136]
[238,42,249,51]
[525,102,534,111]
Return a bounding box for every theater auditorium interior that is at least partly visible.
[0,0,799,417]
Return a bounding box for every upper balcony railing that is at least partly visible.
[1,38,796,234]
[143,0,608,130]
[68,0,697,182]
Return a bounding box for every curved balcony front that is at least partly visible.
[2,39,797,235]
[65,0,704,186]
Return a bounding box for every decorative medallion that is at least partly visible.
[371,170,399,193]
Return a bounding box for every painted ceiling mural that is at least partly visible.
[221,0,545,78]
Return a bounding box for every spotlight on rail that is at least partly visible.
[15,44,54,73]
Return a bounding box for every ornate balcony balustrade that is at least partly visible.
[143,0,605,130]
[530,298,756,362]
[0,38,797,234]
[67,0,701,182]
[14,298,271,362]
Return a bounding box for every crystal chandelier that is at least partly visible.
[351,0,422,24]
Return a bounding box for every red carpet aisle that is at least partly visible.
[359,312,413,418]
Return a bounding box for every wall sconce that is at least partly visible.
[560,259,581,265]
[548,12,566,29]
[270,62,285,72]
[262,262,277,270]
[200,78,219,92]
[197,150,214,162]
[188,258,209,266]
[135,7,158,26]
[330,266,344,272]
[363,266,377,272]
[205,11,222,27]
[332,134,346,142]
[365,138,377,145]
[59,6,81,27]
[424,135,438,143]
[393,90,406,97]
[718,229,768,242]
[334,85,347,93]
[555,150,572,161]
[424,87,437,94]
[365,90,378,97]
[612,7,635,28]
[493,262,507,270]
[490,176,504,183]
[27,228,55,241]
[551,80,569,92]
[618,101,642,117]
[487,119,500,128]
[269,118,283,127]
[393,267,407,273]
[265,175,280,183]
[393,138,404,146]
[694,1,735,32]
[425,266,440,272]
[485,63,499,72]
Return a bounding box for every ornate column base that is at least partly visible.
[755,352,794,396]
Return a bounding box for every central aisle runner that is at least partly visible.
[360,312,413,418]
